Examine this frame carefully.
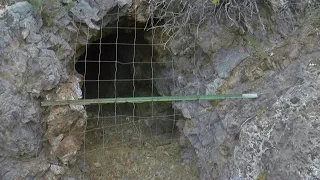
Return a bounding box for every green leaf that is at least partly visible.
[212,0,220,5]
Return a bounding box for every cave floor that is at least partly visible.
[79,105,199,180]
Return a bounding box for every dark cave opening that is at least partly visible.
[75,28,156,99]
[75,22,177,136]
[73,20,196,179]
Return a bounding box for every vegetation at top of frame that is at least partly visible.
[28,0,46,13]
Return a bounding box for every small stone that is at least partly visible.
[282,59,290,69]
[270,52,274,56]
[290,97,300,104]
[181,148,195,164]
[93,162,102,168]
[80,161,89,173]
[50,165,65,175]
[181,108,192,119]
[219,145,230,156]
[289,47,300,59]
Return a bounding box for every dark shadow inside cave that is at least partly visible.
[75,27,156,100]
[75,21,177,136]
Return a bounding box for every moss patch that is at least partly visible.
[256,169,267,180]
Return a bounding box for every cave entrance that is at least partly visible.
[75,27,155,100]
[74,19,196,179]
[75,20,177,137]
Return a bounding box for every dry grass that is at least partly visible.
[78,105,199,180]
[84,142,198,180]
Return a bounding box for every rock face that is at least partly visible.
[44,74,87,165]
[172,27,320,179]
[0,2,61,178]
[0,0,132,179]
[0,0,320,179]
[153,1,320,179]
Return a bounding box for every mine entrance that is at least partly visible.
[75,20,176,136]
[74,19,198,179]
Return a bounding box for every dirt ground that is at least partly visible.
[77,105,199,180]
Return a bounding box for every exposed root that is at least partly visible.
[143,0,316,46]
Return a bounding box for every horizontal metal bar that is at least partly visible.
[75,60,172,64]
[81,78,167,82]
[76,42,165,46]
[51,77,175,83]
[41,94,258,106]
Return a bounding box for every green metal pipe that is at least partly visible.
[41,94,258,106]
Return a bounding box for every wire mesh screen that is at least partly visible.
[70,5,194,179]
[30,2,260,179]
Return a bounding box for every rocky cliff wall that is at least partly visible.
[0,0,319,179]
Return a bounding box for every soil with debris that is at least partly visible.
[78,105,199,180]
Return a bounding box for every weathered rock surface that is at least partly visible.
[156,1,320,179]
[0,0,132,179]
[1,0,320,179]
[44,73,86,165]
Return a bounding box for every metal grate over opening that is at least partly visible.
[41,3,257,179]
